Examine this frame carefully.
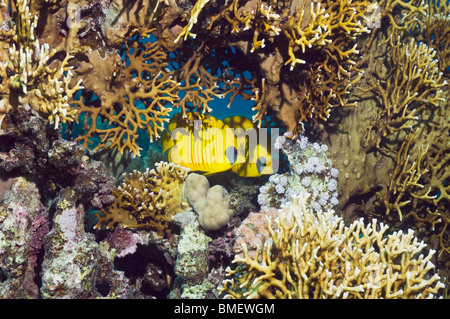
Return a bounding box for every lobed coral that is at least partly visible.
[95,161,190,237]
[221,193,445,299]
[183,173,234,231]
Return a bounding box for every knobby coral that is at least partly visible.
[183,173,234,231]
[221,193,445,299]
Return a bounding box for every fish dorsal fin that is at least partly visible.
[223,115,256,131]
[163,113,186,153]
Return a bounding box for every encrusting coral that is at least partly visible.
[232,207,278,262]
[0,177,48,298]
[95,161,190,237]
[171,209,214,298]
[221,192,445,299]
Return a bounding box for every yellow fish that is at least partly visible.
[162,113,238,174]
[223,116,275,177]
[162,113,275,177]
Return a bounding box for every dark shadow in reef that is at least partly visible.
[114,243,174,298]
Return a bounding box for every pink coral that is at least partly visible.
[233,208,278,261]
[104,227,144,258]
[29,206,50,261]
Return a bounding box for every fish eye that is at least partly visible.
[256,157,268,174]
[226,146,238,165]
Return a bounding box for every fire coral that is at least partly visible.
[95,162,190,237]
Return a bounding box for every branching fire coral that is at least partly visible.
[1,0,83,129]
[70,27,258,156]
[411,0,450,74]
[319,0,449,263]
[12,0,376,156]
[362,38,446,153]
[359,34,448,252]
[221,193,445,299]
[95,161,190,237]
[73,33,177,157]
[283,0,370,70]
[170,0,373,134]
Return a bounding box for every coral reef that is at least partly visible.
[0,0,448,300]
[41,200,151,298]
[181,0,373,134]
[35,0,376,155]
[316,0,449,262]
[222,193,445,299]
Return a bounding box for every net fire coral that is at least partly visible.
[95,162,190,237]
